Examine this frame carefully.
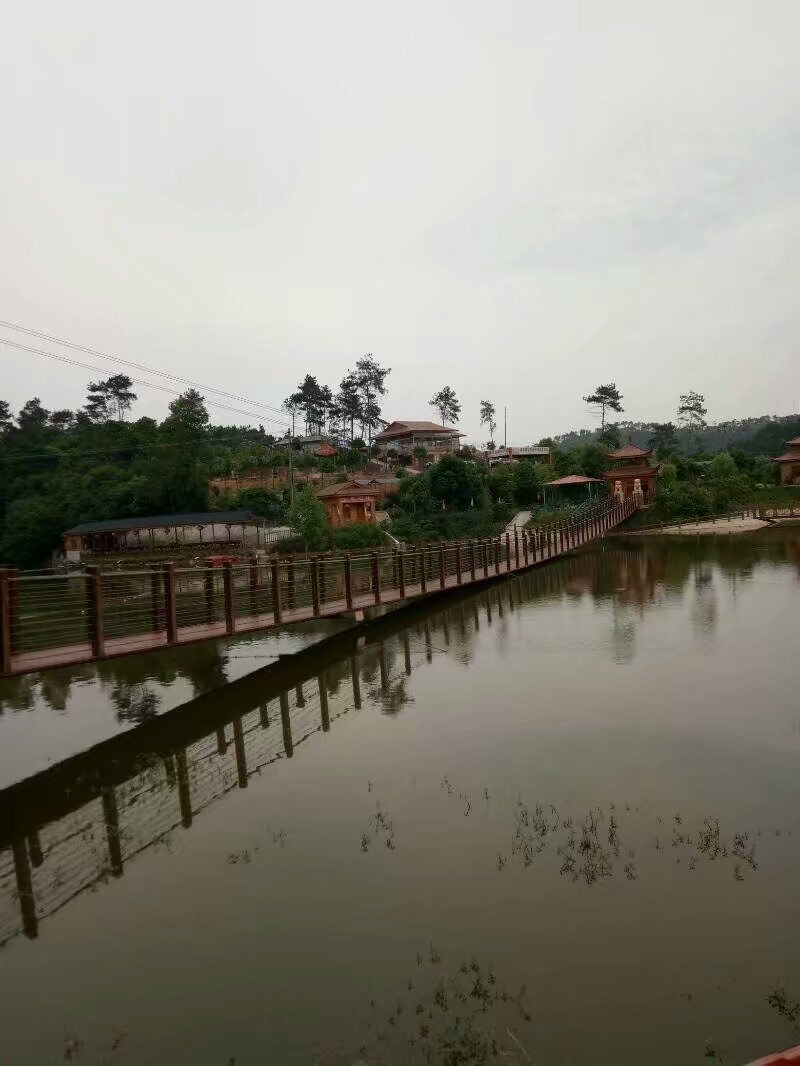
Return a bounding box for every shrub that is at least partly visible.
[331,523,386,550]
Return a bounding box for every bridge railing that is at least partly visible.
[0,497,635,675]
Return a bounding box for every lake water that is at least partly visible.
[2,530,800,1065]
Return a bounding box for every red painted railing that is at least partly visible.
[0,497,636,677]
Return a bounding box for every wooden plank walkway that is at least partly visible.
[2,499,636,677]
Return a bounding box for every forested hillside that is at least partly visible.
[552,413,800,454]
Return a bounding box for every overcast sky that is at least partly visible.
[2,1,799,443]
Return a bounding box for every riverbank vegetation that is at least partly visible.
[2,374,799,568]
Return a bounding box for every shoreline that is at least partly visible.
[620,516,770,537]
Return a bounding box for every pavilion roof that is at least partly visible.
[774,453,800,462]
[64,511,258,536]
[545,474,603,486]
[606,443,653,459]
[374,420,464,442]
[316,480,382,498]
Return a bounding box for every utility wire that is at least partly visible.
[0,337,289,430]
[0,318,288,419]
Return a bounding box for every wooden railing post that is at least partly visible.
[248,553,258,609]
[456,544,463,585]
[420,548,428,592]
[398,552,406,598]
[86,566,105,658]
[279,691,293,758]
[232,716,248,788]
[204,566,215,623]
[344,553,353,608]
[271,558,283,624]
[311,557,321,617]
[482,540,489,578]
[494,538,501,575]
[372,552,381,605]
[319,675,330,732]
[514,528,520,568]
[223,562,236,635]
[319,556,327,606]
[505,533,511,571]
[391,549,399,592]
[0,571,12,676]
[522,530,529,566]
[469,541,476,582]
[439,545,446,589]
[164,563,178,644]
[286,560,296,609]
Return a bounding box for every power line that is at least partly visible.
[0,338,289,430]
[0,318,288,419]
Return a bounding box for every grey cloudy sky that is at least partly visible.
[2,0,799,443]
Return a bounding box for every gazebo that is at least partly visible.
[543,474,604,506]
[774,437,800,485]
[315,480,381,528]
[602,444,658,502]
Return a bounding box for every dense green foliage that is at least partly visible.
[0,382,285,568]
[2,372,797,568]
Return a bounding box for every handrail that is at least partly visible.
[0,497,637,676]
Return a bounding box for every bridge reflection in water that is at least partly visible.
[2,530,798,948]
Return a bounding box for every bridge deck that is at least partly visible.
[2,499,636,677]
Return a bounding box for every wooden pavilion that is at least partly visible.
[774,437,800,485]
[62,511,264,561]
[543,474,604,506]
[602,444,658,502]
[315,481,381,528]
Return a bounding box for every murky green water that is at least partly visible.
[2,530,800,1065]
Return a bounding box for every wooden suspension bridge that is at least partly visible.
[0,498,636,677]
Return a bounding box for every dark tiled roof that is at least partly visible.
[607,443,652,459]
[64,511,258,535]
[374,420,464,440]
[315,481,382,498]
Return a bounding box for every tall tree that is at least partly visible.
[17,398,50,430]
[158,389,211,511]
[583,383,624,431]
[337,371,362,442]
[479,400,497,447]
[318,384,334,435]
[282,395,302,440]
[0,400,13,435]
[430,386,461,427]
[677,391,708,438]
[84,375,137,423]
[286,375,325,435]
[107,375,137,421]
[355,355,390,447]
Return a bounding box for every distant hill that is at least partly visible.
[550,414,800,456]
